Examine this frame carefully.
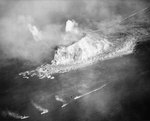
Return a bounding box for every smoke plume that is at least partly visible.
[0,0,147,63]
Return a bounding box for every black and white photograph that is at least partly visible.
[0,0,150,121]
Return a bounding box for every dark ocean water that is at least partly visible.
[0,40,150,121]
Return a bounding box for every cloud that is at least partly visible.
[0,0,148,63]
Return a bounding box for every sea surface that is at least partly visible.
[0,40,150,121]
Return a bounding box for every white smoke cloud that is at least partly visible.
[0,0,148,64]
